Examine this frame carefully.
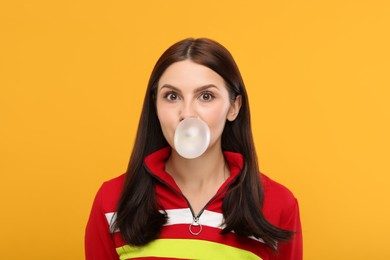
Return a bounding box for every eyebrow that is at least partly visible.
[159,84,219,93]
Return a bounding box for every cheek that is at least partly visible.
[209,114,228,134]
[156,101,173,125]
[156,106,177,145]
[199,105,229,137]
[157,112,173,132]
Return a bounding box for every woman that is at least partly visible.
[85,38,302,259]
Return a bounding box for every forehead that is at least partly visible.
[158,60,226,89]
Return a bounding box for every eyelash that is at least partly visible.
[163,91,216,102]
[199,91,215,101]
[163,91,179,101]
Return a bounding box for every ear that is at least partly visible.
[227,95,242,121]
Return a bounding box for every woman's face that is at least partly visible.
[156,60,241,154]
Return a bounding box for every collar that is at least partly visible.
[143,147,244,192]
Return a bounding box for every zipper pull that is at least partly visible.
[189,216,202,235]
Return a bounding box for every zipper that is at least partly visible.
[144,163,240,236]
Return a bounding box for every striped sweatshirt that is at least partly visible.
[85,147,302,259]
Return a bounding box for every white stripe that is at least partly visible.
[105,212,117,233]
[162,209,264,243]
[105,209,265,244]
[162,208,225,229]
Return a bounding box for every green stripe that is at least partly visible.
[116,239,262,260]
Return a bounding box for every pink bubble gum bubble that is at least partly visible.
[174,118,211,159]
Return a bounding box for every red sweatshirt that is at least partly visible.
[85,147,302,259]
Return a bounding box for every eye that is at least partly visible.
[164,92,179,101]
[199,92,215,102]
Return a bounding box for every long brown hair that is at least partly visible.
[114,38,293,249]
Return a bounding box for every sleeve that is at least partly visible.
[277,198,303,260]
[85,184,119,260]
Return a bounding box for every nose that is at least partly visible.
[179,101,196,121]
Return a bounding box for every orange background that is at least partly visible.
[1,0,389,259]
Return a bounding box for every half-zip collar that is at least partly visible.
[143,147,245,236]
[143,146,244,195]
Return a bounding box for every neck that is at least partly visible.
[165,145,229,190]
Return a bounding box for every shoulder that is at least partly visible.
[260,173,299,227]
[261,174,296,205]
[100,173,126,192]
[95,174,126,213]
